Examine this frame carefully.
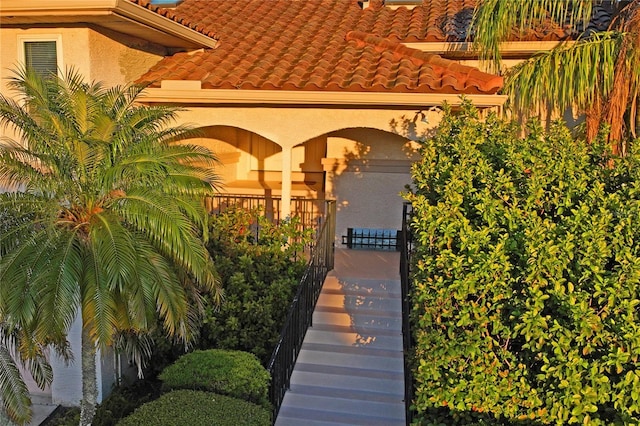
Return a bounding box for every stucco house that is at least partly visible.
[0,0,582,411]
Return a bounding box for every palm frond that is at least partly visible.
[472,0,595,71]
[0,344,32,425]
[31,230,83,342]
[504,31,622,119]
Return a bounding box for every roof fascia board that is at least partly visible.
[139,88,508,108]
[405,41,574,57]
[0,0,216,49]
[114,0,216,48]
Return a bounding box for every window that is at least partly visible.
[18,35,63,78]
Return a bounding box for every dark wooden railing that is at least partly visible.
[267,200,336,423]
[400,202,414,425]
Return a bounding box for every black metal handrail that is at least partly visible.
[267,200,336,423]
[206,194,326,230]
[400,202,414,425]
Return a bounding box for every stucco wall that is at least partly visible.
[171,106,439,150]
[324,128,420,244]
[0,26,163,95]
[173,106,438,241]
[49,315,83,406]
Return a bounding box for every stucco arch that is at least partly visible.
[174,106,440,150]
[182,125,326,199]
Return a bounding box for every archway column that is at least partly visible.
[281,145,293,219]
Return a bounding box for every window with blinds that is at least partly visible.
[24,41,58,78]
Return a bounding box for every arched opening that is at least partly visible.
[185,126,325,199]
[322,128,420,246]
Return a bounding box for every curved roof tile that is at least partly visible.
[137,0,567,95]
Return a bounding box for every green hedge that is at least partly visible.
[406,103,640,425]
[159,349,270,407]
[200,208,310,365]
[116,390,270,426]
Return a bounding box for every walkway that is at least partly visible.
[275,248,405,426]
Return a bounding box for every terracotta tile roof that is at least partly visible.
[345,31,503,93]
[137,0,507,95]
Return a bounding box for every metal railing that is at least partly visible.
[400,202,414,425]
[206,194,326,230]
[341,227,401,251]
[267,200,336,423]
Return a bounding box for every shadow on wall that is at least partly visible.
[324,124,426,246]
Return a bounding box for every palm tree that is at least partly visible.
[0,68,221,425]
[472,0,640,154]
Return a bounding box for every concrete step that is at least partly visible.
[312,309,402,331]
[322,276,402,297]
[289,370,404,395]
[288,383,403,404]
[299,341,404,358]
[315,293,402,313]
[297,343,404,372]
[276,405,404,426]
[293,362,404,383]
[304,327,402,351]
[279,392,405,418]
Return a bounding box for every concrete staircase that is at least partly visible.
[275,249,405,426]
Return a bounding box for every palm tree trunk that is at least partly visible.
[585,99,602,144]
[602,1,640,156]
[79,326,97,426]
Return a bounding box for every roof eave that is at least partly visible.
[0,0,217,50]
[406,40,575,58]
[139,87,507,108]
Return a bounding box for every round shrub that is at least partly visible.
[406,103,640,425]
[159,349,270,407]
[116,390,270,426]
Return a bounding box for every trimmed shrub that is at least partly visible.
[406,103,640,425]
[116,390,270,426]
[159,349,270,407]
[91,379,162,426]
[200,208,311,365]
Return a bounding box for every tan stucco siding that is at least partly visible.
[87,28,164,87]
[1,26,163,96]
[170,106,440,150]
[324,129,418,243]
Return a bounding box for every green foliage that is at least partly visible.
[199,208,310,364]
[116,390,270,426]
[406,102,640,425]
[0,67,220,425]
[91,379,162,426]
[159,349,270,408]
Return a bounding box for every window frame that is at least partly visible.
[17,34,64,78]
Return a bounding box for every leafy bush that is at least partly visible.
[116,390,270,426]
[159,349,270,407]
[199,208,311,364]
[146,207,310,373]
[406,103,640,425]
[92,379,162,426]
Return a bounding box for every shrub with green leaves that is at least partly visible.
[159,349,270,407]
[405,103,640,425]
[200,208,311,364]
[146,207,310,373]
[116,390,270,426]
